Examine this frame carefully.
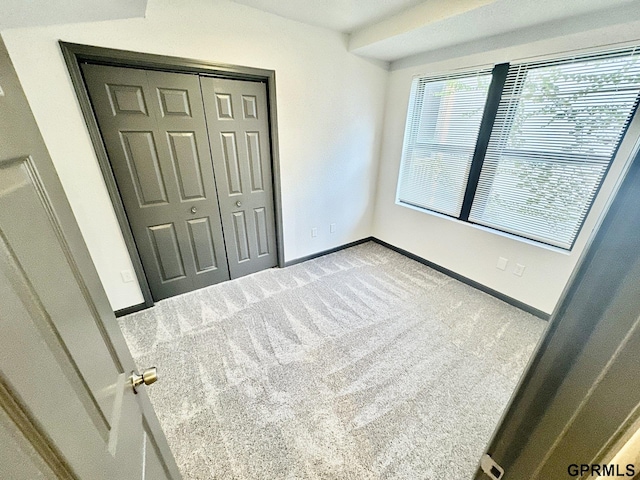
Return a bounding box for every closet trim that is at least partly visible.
[60,42,285,312]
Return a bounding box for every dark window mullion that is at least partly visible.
[459,63,510,221]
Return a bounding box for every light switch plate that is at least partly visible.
[330,223,336,233]
[311,227,318,238]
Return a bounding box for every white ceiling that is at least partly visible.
[231,0,640,62]
[2,0,639,63]
[0,0,147,31]
[232,0,482,33]
[230,0,428,33]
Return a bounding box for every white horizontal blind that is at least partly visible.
[397,70,492,216]
[470,48,640,249]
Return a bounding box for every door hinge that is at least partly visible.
[481,454,505,480]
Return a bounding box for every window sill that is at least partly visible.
[395,200,573,256]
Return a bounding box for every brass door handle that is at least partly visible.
[130,367,158,394]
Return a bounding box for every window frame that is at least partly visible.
[396,52,640,251]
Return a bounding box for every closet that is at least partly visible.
[82,64,277,301]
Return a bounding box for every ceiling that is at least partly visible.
[229,0,428,33]
[231,0,489,33]
[0,0,147,31]
[232,0,640,62]
[2,0,639,64]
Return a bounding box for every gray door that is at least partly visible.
[0,39,180,480]
[82,64,229,301]
[201,77,278,278]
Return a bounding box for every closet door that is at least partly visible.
[200,77,278,278]
[82,64,229,300]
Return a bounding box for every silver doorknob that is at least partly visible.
[190,206,197,214]
[130,367,158,394]
[236,201,242,207]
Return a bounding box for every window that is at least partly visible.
[397,70,492,216]
[397,47,640,249]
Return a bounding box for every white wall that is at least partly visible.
[373,22,640,314]
[5,1,640,315]
[1,0,388,310]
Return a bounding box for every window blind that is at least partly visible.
[397,70,492,217]
[469,48,640,249]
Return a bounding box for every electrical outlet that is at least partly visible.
[496,257,508,271]
[330,223,336,233]
[121,270,135,283]
[311,227,318,238]
[513,264,526,277]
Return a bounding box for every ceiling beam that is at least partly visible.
[348,0,496,56]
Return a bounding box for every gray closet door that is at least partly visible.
[200,77,278,278]
[82,64,229,301]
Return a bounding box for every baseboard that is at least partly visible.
[116,236,549,320]
[116,239,374,316]
[115,302,150,318]
[284,237,374,267]
[370,238,551,320]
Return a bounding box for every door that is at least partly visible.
[201,77,278,278]
[82,64,229,301]
[475,144,640,478]
[0,39,180,479]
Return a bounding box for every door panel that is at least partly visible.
[221,132,243,194]
[148,223,186,282]
[232,211,251,262]
[187,217,220,272]
[121,131,169,206]
[254,207,270,256]
[246,132,264,191]
[0,38,180,479]
[82,64,229,300]
[201,77,278,278]
[0,159,117,434]
[0,155,176,479]
[107,83,148,115]
[168,132,206,200]
[0,405,59,480]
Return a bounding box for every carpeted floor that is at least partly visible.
[119,242,546,479]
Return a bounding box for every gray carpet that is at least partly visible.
[119,242,546,479]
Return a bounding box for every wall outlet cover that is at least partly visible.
[514,264,526,277]
[311,227,318,238]
[330,223,336,233]
[496,257,508,270]
[120,270,135,283]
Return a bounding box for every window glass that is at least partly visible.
[397,72,492,216]
[470,52,640,248]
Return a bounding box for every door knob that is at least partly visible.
[130,367,158,394]
[236,201,242,207]
[190,206,197,214]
